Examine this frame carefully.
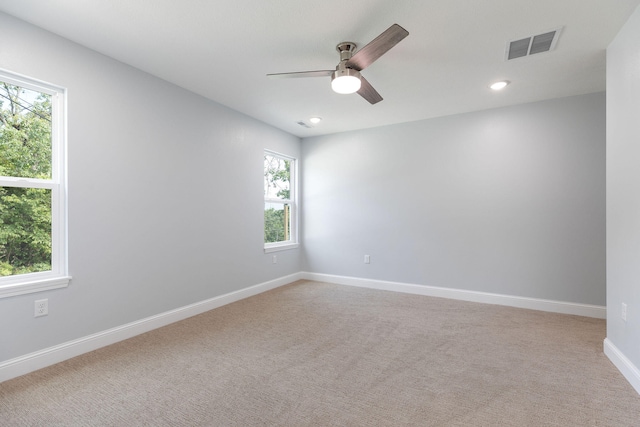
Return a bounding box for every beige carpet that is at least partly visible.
[1,280,639,426]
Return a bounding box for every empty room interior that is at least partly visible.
[1,0,640,425]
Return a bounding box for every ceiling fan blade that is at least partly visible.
[346,24,409,71]
[267,70,333,79]
[357,75,383,104]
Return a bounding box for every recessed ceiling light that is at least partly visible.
[490,81,510,90]
[309,117,322,124]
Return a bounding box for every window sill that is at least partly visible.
[0,275,72,299]
[264,243,299,253]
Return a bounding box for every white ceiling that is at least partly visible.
[0,0,638,137]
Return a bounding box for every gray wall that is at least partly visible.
[302,93,606,305]
[0,12,301,362]
[607,5,640,370]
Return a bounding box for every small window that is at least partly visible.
[0,70,70,298]
[264,151,297,252]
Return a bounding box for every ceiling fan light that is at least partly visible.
[331,69,362,94]
[490,80,510,90]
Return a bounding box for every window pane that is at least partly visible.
[264,202,290,243]
[0,82,52,179]
[264,154,290,200]
[0,186,52,276]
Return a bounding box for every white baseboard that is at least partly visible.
[301,272,606,319]
[604,338,640,395]
[0,272,303,384]
[0,271,608,385]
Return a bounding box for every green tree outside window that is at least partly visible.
[0,82,53,276]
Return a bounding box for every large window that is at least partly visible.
[0,70,69,298]
[264,151,297,252]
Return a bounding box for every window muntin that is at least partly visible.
[264,151,297,251]
[0,70,69,297]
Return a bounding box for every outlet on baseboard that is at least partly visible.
[35,299,48,317]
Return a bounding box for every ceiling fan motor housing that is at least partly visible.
[332,63,361,80]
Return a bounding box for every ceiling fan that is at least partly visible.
[267,24,409,105]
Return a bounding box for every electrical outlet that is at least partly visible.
[622,302,627,322]
[35,299,48,317]
[272,255,277,264]
[364,254,371,264]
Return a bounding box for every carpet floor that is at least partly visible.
[1,280,639,426]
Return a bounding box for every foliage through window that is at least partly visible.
[0,70,68,295]
[264,151,297,250]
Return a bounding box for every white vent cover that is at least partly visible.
[506,27,562,60]
[296,121,312,128]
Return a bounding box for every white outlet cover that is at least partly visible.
[35,299,48,317]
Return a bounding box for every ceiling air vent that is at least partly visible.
[296,121,312,128]
[506,27,562,60]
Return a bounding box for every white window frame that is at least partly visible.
[264,150,298,253]
[0,69,70,298]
